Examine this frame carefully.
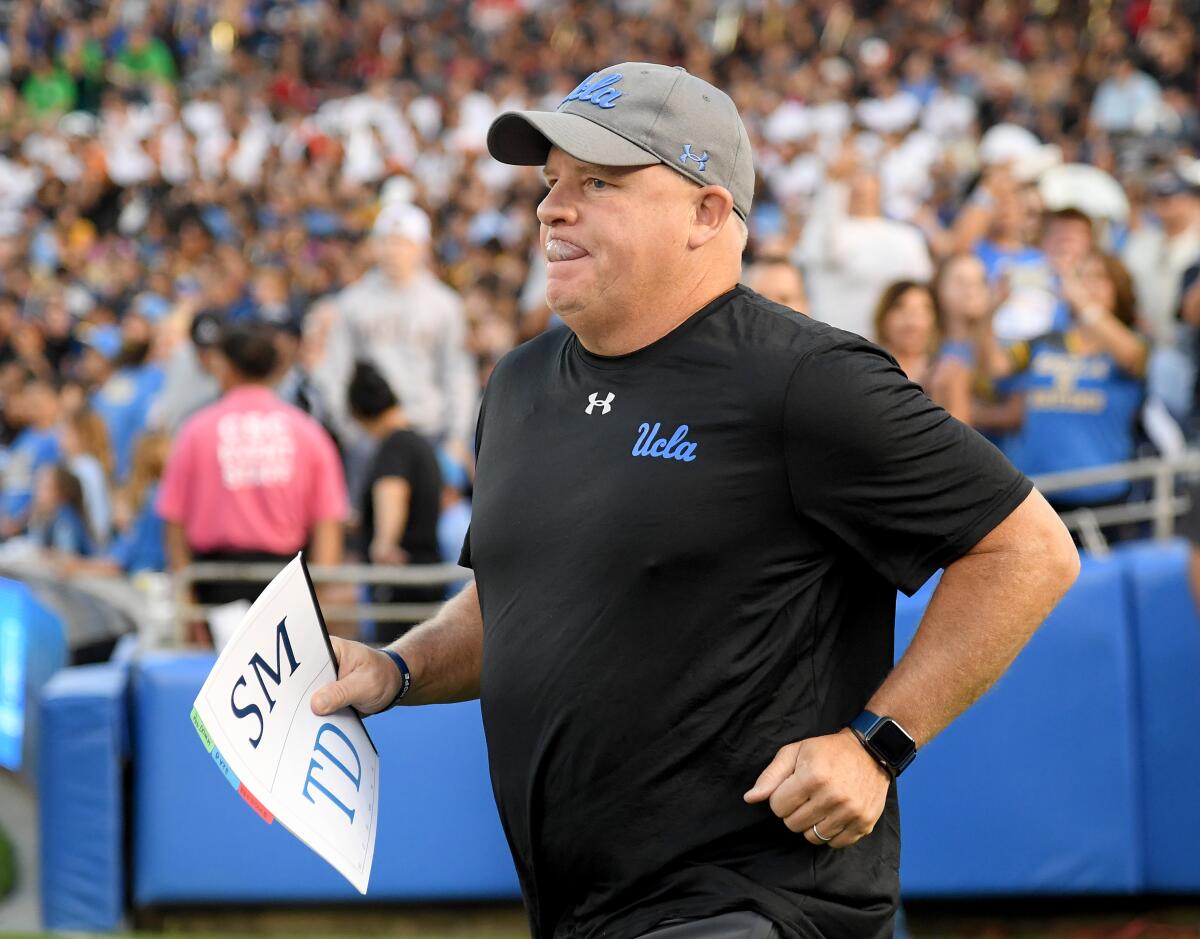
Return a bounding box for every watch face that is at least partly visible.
[870,719,916,765]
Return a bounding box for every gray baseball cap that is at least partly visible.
[487,62,755,220]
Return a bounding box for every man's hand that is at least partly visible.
[311,636,403,717]
[743,729,890,849]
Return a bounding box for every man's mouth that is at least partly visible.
[545,237,588,262]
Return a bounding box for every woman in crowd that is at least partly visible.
[53,431,168,576]
[933,252,1025,435]
[971,251,1148,511]
[62,408,114,548]
[28,464,93,556]
[347,360,444,643]
[872,280,973,424]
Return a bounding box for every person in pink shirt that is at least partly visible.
[157,322,349,643]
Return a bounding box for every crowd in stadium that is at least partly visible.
[0,0,1197,619]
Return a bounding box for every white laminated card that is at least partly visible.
[190,553,378,893]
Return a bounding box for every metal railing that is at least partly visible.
[173,561,471,632]
[1028,451,1200,556]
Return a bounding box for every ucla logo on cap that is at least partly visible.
[561,73,623,110]
[680,144,709,171]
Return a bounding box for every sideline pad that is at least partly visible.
[895,554,1142,895]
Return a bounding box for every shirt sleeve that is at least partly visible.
[784,335,1033,595]
[373,434,420,482]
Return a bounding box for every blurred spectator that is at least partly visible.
[111,27,176,91]
[0,375,61,536]
[437,450,472,565]
[1123,172,1200,342]
[28,463,92,556]
[347,360,444,643]
[157,323,349,642]
[1122,171,1200,421]
[62,408,113,548]
[154,310,222,433]
[272,318,338,446]
[743,257,809,314]
[933,252,1024,435]
[21,53,75,119]
[972,252,1148,511]
[59,431,168,576]
[794,136,933,338]
[1089,53,1165,136]
[318,202,476,456]
[83,324,164,483]
[873,280,971,424]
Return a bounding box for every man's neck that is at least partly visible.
[572,278,738,357]
[369,408,409,437]
[223,378,272,395]
[382,267,421,288]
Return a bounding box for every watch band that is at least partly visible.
[849,709,917,777]
[382,648,412,707]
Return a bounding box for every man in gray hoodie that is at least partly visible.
[316,202,477,456]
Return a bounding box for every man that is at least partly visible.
[157,323,349,641]
[311,63,1079,939]
[793,134,932,336]
[1124,171,1200,345]
[152,310,223,434]
[743,256,809,314]
[316,201,476,456]
[347,360,444,643]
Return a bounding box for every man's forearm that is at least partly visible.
[164,520,191,573]
[866,491,1079,747]
[389,580,483,705]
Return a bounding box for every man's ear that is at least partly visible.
[688,186,736,249]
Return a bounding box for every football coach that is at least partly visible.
[312,62,1079,939]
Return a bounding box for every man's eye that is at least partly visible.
[588,178,608,190]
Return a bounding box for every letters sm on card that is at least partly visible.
[190,554,379,894]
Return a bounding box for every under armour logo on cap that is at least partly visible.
[585,392,615,415]
[680,144,709,171]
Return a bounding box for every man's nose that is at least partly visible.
[536,183,578,227]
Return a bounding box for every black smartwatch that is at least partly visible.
[849,710,917,777]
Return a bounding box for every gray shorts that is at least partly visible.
[637,912,781,939]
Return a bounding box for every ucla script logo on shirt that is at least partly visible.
[632,422,697,463]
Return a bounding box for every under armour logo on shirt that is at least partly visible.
[680,144,709,171]
[586,392,615,415]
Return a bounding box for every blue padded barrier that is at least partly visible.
[132,651,519,905]
[38,663,129,931]
[894,555,1142,895]
[1115,539,1200,892]
[0,577,67,774]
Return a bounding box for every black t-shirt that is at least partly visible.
[460,286,1032,939]
[360,428,443,566]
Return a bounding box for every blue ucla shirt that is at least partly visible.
[92,364,165,483]
[0,427,60,523]
[107,484,165,573]
[973,240,1070,340]
[1001,332,1144,505]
